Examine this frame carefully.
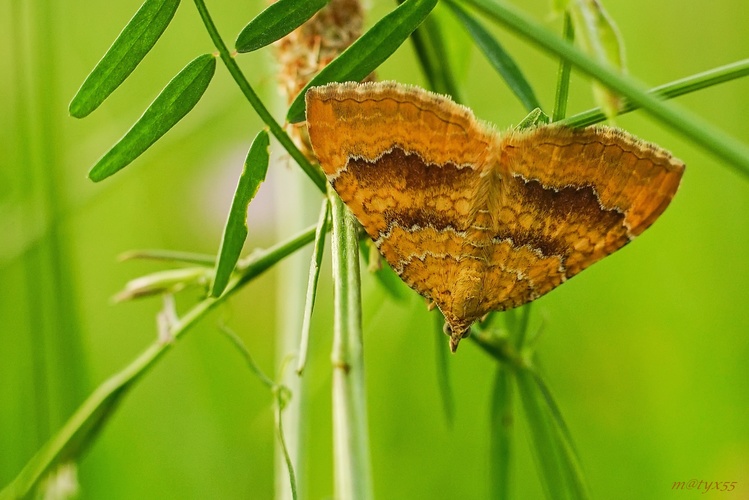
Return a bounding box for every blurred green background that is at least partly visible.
[1,0,747,498]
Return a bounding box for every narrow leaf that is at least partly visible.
[515,369,567,499]
[211,130,270,297]
[236,0,329,53]
[88,53,216,182]
[568,0,626,117]
[516,368,589,500]
[69,0,181,118]
[530,370,588,497]
[446,0,540,112]
[407,2,464,101]
[119,249,216,266]
[287,0,438,123]
[433,310,455,426]
[490,365,514,500]
[552,13,574,122]
[296,199,330,374]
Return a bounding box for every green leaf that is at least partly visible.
[286,0,438,123]
[516,368,589,500]
[297,199,331,375]
[407,2,464,101]
[515,369,568,499]
[88,53,216,182]
[211,130,270,297]
[490,365,514,500]
[446,0,541,112]
[235,0,329,53]
[69,0,181,118]
[434,311,455,426]
[567,0,626,118]
[119,249,216,266]
[552,13,574,122]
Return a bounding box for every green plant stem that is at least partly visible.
[219,327,298,500]
[552,13,573,122]
[329,186,373,500]
[462,0,749,179]
[191,0,327,192]
[563,58,749,127]
[489,365,514,500]
[1,224,318,499]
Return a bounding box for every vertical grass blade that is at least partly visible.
[296,199,330,374]
[490,365,514,500]
[287,0,438,123]
[552,13,574,122]
[515,369,568,499]
[69,0,181,118]
[211,130,270,297]
[88,53,216,182]
[446,0,540,112]
[567,0,626,118]
[516,368,589,500]
[406,3,464,101]
[433,311,455,426]
[235,0,329,53]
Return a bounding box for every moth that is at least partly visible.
[306,81,684,351]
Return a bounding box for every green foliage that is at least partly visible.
[211,130,270,297]
[69,0,181,118]
[446,0,541,112]
[3,0,749,498]
[88,54,216,181]
[235,0,329,53]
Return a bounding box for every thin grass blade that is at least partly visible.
[517,367,590,500]
[88,53,216,182]
[287,0,438,123]
[433,311,455,426]
[407,2,464,101]
[567,0,626,118]
[515,368,568,499]
[235,0,329,53]
[446,0,540,112]
[211,130,270,297]
[119,249,216,266]
[69,0,180,118]
[296,199,331,374]
[490,364,514,500]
